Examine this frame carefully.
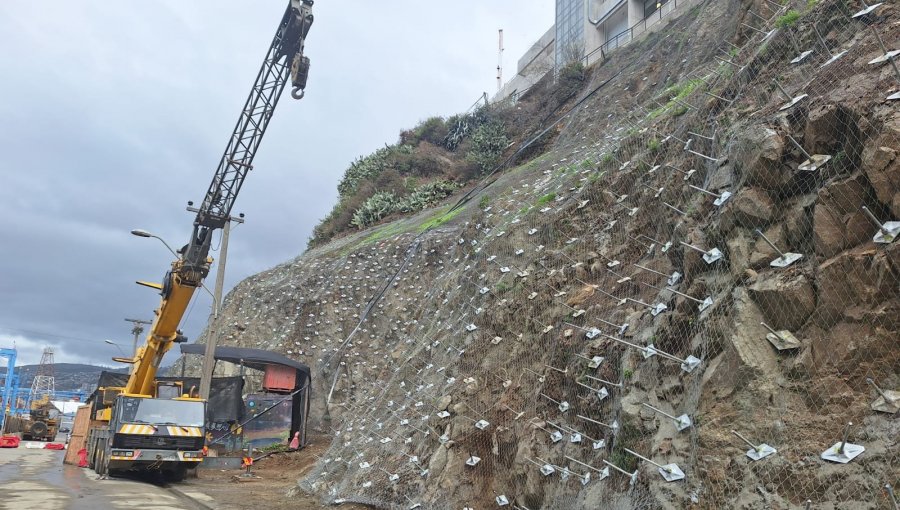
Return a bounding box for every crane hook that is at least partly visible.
[291,87,305,100]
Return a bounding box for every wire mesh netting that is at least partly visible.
[209,0,899,508]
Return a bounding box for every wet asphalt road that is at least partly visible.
[0,444,213,510]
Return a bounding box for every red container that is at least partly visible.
[263,364,296,393]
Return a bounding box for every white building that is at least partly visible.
[496,0,693,102]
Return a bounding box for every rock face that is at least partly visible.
[813,173,875,258]
[178,2,900,509]
[815,246,899,325]
[861,111,900,216]
[720,187,775,231]
[732,125,787,189]
[748,272,816,330]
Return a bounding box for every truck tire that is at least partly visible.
[164,465,187,482]
[29,421,48,438]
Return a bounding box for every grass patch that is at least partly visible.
[363,220,409,244]
[536,192,556,206]
[648,78,702,119]
[417,206,463,232]
[608,418,644,472]
[775,9,801,28]
[478,195,490,210]
[588,171,605,184]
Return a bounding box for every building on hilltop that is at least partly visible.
[496,0,693,102]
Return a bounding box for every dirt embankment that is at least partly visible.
[179,0,900,508]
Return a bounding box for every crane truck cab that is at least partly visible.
[88,382,206,481]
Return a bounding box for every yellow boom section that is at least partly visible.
[124,259,202,396]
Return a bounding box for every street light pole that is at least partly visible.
[196,210,244,400]
[104,339,126,357]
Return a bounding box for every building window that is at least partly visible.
[555,0,585,67]
[644,0,670,18]
[603,5,629,46]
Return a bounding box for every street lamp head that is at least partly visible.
[104,339,116,345]
[131,229,179,258]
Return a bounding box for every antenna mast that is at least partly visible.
[497,29,504,92]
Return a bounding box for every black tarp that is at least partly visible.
[91,372,244,422]
[178,344,310,383]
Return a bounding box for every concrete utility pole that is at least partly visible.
[124,318,152,358]
[195,210,244,400]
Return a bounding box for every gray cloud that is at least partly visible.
[0,0,552,366]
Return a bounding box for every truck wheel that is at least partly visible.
[30,421,48,438]
[164,465,187,482]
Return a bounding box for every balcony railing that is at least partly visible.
[584,0,681,65]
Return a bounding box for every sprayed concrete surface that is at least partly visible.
[0,446,206,510]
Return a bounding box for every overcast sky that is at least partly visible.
[0,1,553,367]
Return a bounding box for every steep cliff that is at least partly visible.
[181,0,900,508]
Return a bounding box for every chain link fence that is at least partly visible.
[223,0,900,508]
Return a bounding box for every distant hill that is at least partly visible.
[0,363,129,392]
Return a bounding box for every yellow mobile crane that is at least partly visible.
[86,1,314,481]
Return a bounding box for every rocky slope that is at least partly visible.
[181,0,899,508]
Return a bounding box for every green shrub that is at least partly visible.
[336,145,414,198]
[558,61,585,83]
[395,181,459,213]
[350,191,397,229]
[465,121,508,174]
[478,195,490,210]
[400,116,448,146]
[536,192,556,206]
[444,106,491,150]
[349,181,459,229]
[776,10,800,28]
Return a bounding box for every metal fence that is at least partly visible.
[586,0,683,65]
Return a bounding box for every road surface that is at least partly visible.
[0,444,214,510]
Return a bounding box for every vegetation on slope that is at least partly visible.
[307,62,587,248]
